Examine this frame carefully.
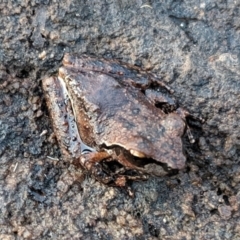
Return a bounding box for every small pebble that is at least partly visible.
[39,50,47,60]
[218,205,232,220]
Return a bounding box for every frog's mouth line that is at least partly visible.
[100,144,179,177]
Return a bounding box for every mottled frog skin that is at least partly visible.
[42,54,198,186]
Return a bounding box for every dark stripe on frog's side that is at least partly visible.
[42,76,95,158]
[42,77,82,159]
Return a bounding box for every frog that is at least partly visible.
[42,54,202,187]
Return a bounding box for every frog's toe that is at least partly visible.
[91,162,115,184]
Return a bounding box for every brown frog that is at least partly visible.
[42,54,201,186]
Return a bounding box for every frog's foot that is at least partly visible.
[90,162,116,185]
[176,108,205,123]
[94,167,149,187]
[116,169,149,182]
[90,162,148,187]
[186,125,195,144]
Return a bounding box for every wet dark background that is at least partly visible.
[0,1,240,239]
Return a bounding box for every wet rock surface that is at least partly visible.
[0,1,240,239]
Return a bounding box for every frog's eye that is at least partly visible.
[130,149,146,158]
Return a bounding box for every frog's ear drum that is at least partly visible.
[130,149,146,158]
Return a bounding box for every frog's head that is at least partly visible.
[124,113,186,170]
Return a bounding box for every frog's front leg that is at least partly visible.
[75,151,111,170]
[73,151,116,185]
[73,150,148,186]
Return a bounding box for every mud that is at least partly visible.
[0,1,240,239]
